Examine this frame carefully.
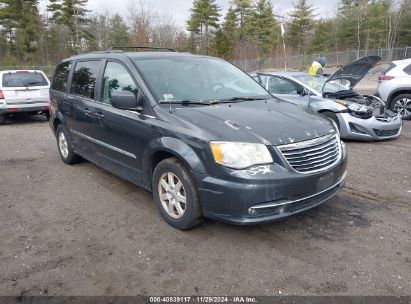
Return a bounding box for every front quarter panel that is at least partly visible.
[142,136,208,190]
[307,96,347,113]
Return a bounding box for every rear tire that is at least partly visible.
[390,94,411,119]
[56,125,80,165]
[321,111,340,131]
[0,115,5,125]
[45,112,50,121]
[152,157,203,230]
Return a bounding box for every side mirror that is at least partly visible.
[300,87,311,96]
[111,91,142,111]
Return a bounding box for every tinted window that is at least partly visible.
[403,64,411,75]
[101,62,138,104]
[383,63,396,74]
[71,61,100,99]
[51,62,71,92]
[2,72,48,88]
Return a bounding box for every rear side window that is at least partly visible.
[71,60,100,99]
[51,62,71,92]
[403,64,411,75]
[383,63,396,75]
[2,72,48,88]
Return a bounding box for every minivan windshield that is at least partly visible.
[133,56,271,103]
[293,74,347,94]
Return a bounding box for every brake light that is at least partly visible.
[16,70,29,73]
[0,89,4,99]
[378,75,395,81]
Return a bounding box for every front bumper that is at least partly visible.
[337,112,402,141]
[194,154,347,225]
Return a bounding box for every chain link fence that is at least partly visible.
[232,47,411,72]
[1,47,410,76]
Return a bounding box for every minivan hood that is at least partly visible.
[326,56,381,88]
[172,99,336,146]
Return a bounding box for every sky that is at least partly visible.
[39,0,341,27]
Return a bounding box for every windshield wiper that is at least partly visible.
[159,96,270,105]
[23,81,44,87]
[211,96,270,103]
[159,99,211,105]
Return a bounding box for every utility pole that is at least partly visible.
[275,15,287,71]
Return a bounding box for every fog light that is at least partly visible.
[248,207,256,214]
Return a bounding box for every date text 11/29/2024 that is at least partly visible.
[149,296,257,303]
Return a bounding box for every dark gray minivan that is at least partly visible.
[49,50,347,230]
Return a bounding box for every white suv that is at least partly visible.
[0,70,50,124]
[377,58,411,119]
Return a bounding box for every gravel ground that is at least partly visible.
[0,113,410,297]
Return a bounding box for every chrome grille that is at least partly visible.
[277,134,342,173]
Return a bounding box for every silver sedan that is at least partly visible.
[251,71,402,141]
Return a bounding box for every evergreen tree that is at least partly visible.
[232,0,252,41]
[48,0,90,53]
[0,0,41,63]
[310,19,334,53]
[221,7,238,59]
[186,0,221,54]
[247,0,277,56]
[396,0,411,47]
[286,0,316,56]
[108,14,130,48]
[211,29,231,59]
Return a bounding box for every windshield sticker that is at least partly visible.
[163,94,174,101]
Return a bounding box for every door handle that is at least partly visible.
[95,112,105,119]
[84,109,93,116]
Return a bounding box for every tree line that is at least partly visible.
[0,0,410,67]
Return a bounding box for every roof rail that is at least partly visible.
[70,50,124,57]
[111,46,175,52]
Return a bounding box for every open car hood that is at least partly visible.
[326,56,381,88]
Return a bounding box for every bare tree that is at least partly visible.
[151,15,187,49]
[128,0,153,46]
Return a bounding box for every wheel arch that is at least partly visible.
[387,88,411,106]
[142,137,207,191]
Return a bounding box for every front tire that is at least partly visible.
[152,157,203,230]
[56,125,80,165]
[390,94,411,119]
[0,115,5,125]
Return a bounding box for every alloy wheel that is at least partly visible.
[393,98,411,117]
[58,131,69,159]
[158,172,186,219]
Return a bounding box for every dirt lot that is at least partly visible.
[0,114,410,297]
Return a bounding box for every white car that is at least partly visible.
[377,58,411,119]
[0,70,50,124]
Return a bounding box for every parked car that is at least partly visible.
[49,50,347,230]
[377,58,411,119]
[0,70,50,124]
[251,56,402,141]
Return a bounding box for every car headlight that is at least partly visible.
[335,100,370,112]
[210,141,273,169]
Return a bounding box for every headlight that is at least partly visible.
[210,141,273,169]
[347,103,369,112]
[335,99,370,113]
